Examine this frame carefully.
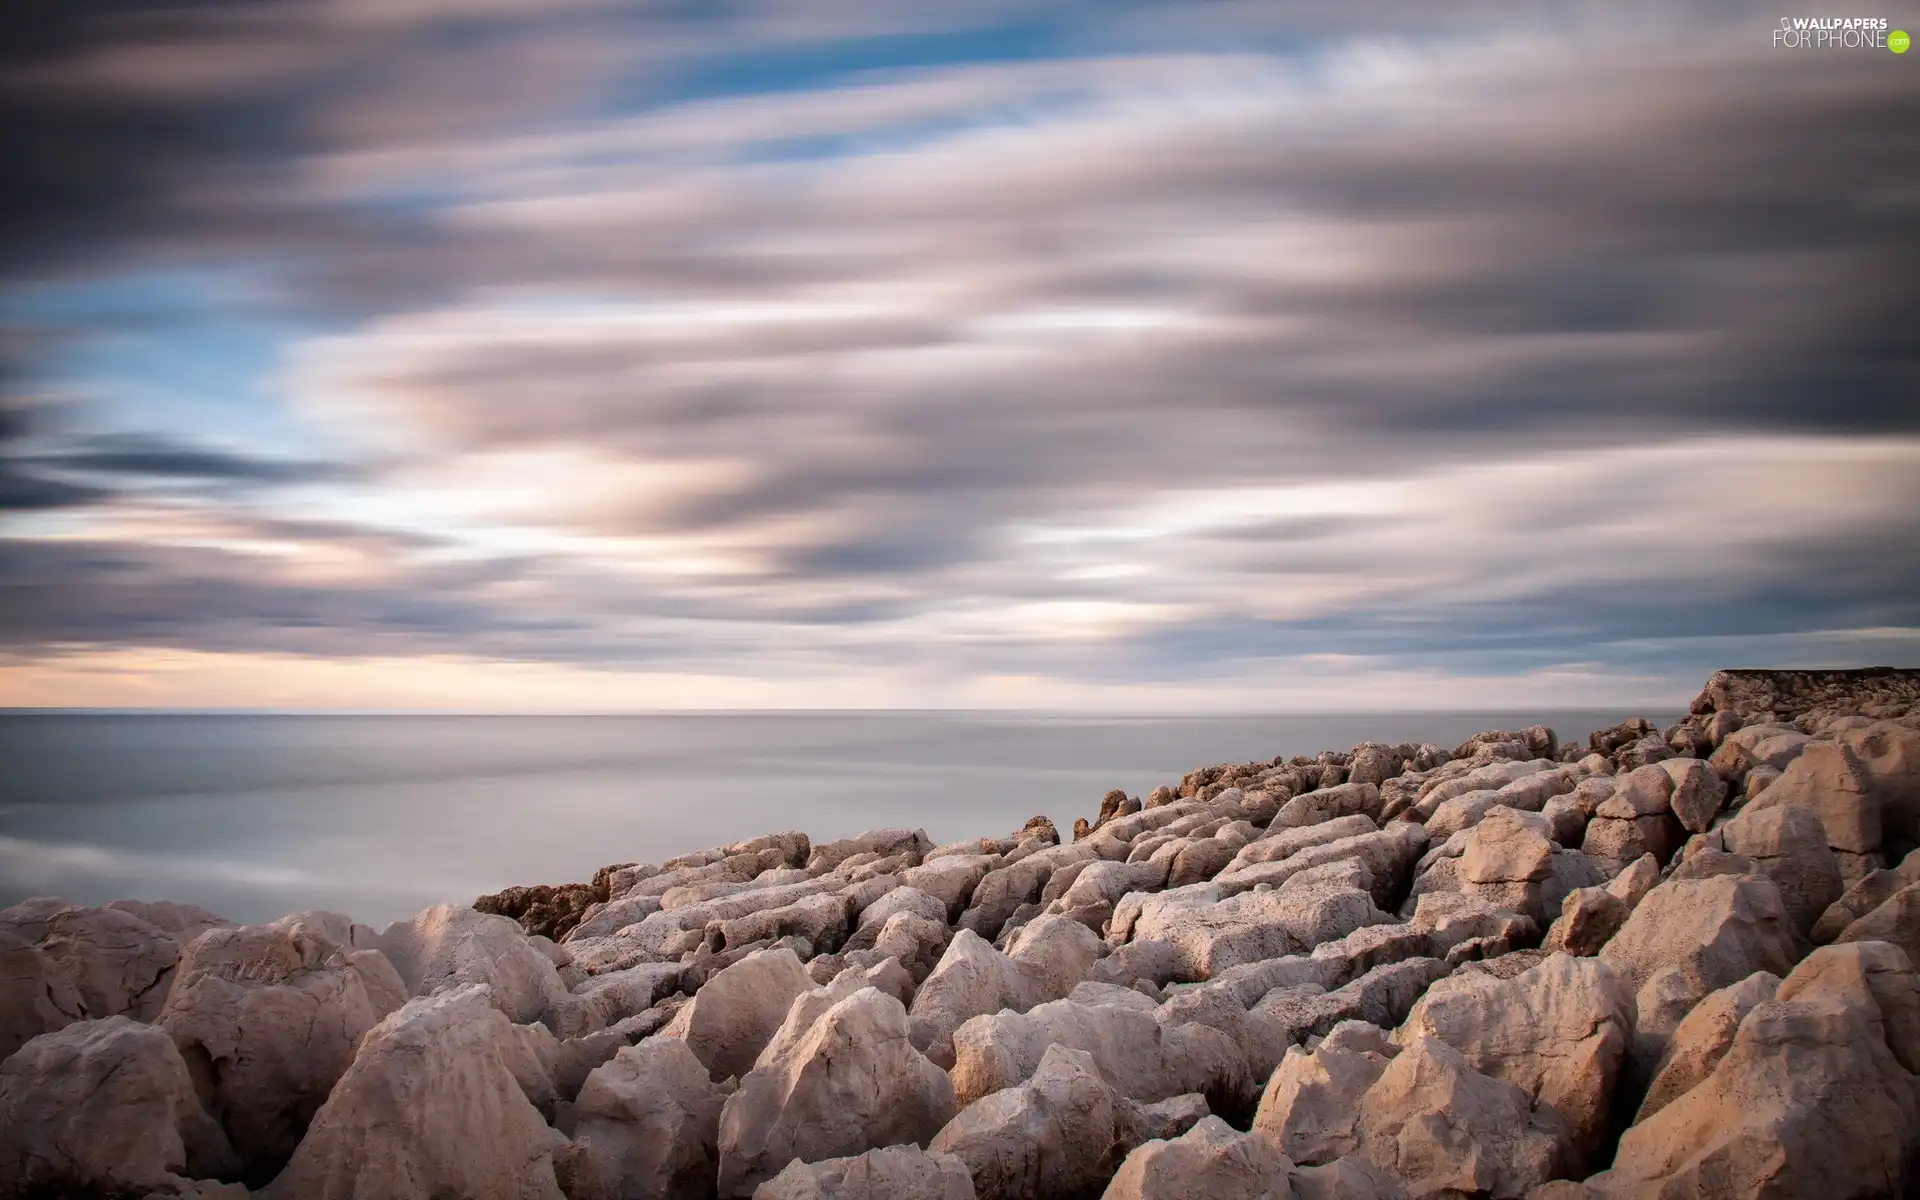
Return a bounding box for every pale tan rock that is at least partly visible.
[1290,1155,1409,1200]
[0,929,85,1058]
[1719,802,1847,936]
[156,911,409,1177]
[1633,971,1779,1123]
[262,985,568,1200]
[1224,815,1378,874]
[1351,1035,1572,1199]
[908,920,1101,1068]
[756,1145,976,1200]
[559,1038,728,1200]
[929,1044,1203,1200]
[1835,881,1920,970]
[1397,953,1633,1158]
[379,903,570,1025]
[1128,879,1392,981]
[35,903,184,1022]
[1836,720,1920,847]
[1251,1033,1389,1165]
[0,1016,237,1197]
[1781,939,1920,1073]
[1542,888,1629,957]
[1101,1114,1297,1200]
[1270,782,1381,830]
[1658,758,1729,834]
[107,900,232,944]
[949,996,1245,1110]
[901,855,999,921]
[1603,854,1660,909]
[658,946,812,1082]
[1810,854,1920,943]
[1750,741,1882,855]
[717,987,955,1198]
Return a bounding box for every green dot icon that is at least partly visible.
[1893,29,1912,53]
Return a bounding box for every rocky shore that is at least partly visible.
[5,667,1920,1199]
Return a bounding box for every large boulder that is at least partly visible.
[0,1016,237,1197]
[1601,874,1804,1007]
[262,985,569,1200]
[929,1043,1205,1200]
[756,1145,977,1200]
[1396,953,1634,1159]
[1749,741,1882,863]
[379,903,570,1025]
[1251,1021,1394,1166]
[948,997,1246,1110]
[717,987,956,1198]
[1717,803,1847,936]
[1633,971,1781,1123]
[908,920,1103,1067]
[559,1038,729,1200]
[156,911,409,1180]
[0,929,85,1058]
[1834,882,1920,983]
[1836,721,1920,849]
[33,903,184,1022]
[658,946,813,1082]
[1101,1115,1297,1200]
[1125,879,1392,981]
[1591,941,1920,1199]
[1350,1035,1572,1199]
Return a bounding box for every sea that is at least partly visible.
[0,710,1671,928]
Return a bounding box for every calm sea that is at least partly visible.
[0,710,1666,927]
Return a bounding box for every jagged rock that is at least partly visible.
[961,843,1099,941]
[1658,758,1729,834]
[0,1016,238,1197]
[1290,1156,1409,1200]
[1270,782,1382,830]
[0,929,85,1058]
[1746,741,1882,863]
[901,855,998,921]
[1812,852,1920,943]
[908,919,1103,1067]
[717,987,955,1198]
[1101,1115,1296,1200]
[1397,953,1633,1158]
[1836,720,1920,849]
[107,900,232,944]
[948,996,1246,1109]
[263,984,567,1200]
[379,903,569,1025]
[1351,1035,1572,1199]
[851,886,947,944]
[1542,888,1629,956]
[1603,854,1660,909]
[1633,971,1780,1123]
[810,828,932,873]
[1717,802,1846,936]
[34,903,184,1023]
[1251,1022,1392,1165]
[1124,877,1392,981]
[1834,881,1920,970]
[757,1145,976,1200]
[929,1043,1204,1200]
[156,911,409,1179]
[1591,939,1920,1199]
[561,961,683,1037]
[659,946,813,1082]
[567,894,666,942]
[558,1038,728,1200]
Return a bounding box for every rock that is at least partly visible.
[851,886,948,944]
[558,1038,728,1200]
[1459,810,1558,925]
[962,843,1098,941]
[1633,971,1781,1123]
[1591,943,1920,1199]
[1270,782,1382,831]
[810,829,933,874]
[1290,1156,1410,1200]
[658,946,813,1082]
[156,911,409,1180]
[378,903,569,1025]
[0,929,85,1059]
[1127,880,1393,982]
[562,961,683,1036]
[1747,741,1882,857]
[1398,953,1634,1159]
[1658,758,1729,834]
[35,903,184,1022]
[1225,815,1379,874]
[1834,881,1920,970]
[567,894,666,942]
[1251,1026,1391,1165]
[948,996,1245,1110]
[1601,873,1803,1004]
[263,985,567,1200]
[929,1043,1202,1200]
[1778,939,1920,1073]
[717,987,956,1198]
[1836,720,1920,848]
[1351,1035,1572,1199]
[0,1016,237,1197]
[901,856,998,921]
[1718,802,1846,936]
[108,899,232,944]
[908,920,1103,1067]
[756,1145,977,1200]
[1542,888,1629,957]
[1101,1115,1296,1200]
[1811,854,1920,943]
[1602,854,1660,909]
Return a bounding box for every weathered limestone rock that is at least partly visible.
[1225,815,1378,874]
[1290,1156,1410,1200]
[1127,879,1393,981]
[1542,888,1629,957]
[107,899,232,944]
[1746,741,1882,867]
[1582,766,1686,869]
[961,843,1098,941]
[908,919,1104,1067]
[1251,1023,1392,1165]
[34,903,184,1022]
[1659,758,1729,835]
[658,946,813,1082]
[156,911,409,1179]
[717,987,956,1198]
[929,1044,1203,1200]
[559,1038,728,1200]
[1718,802,1846,936]
[1836,720,1920,849]
[567,893,666,942]
[1270,782,1381,831]
[1397,953,1634,1159]
[1102,1115,1297,1200]
[1834,881,1920,972]
[1633,971,1780,1123]
[948,996,1245,1109]
[263,985,569,1200]
[561,961,683,1037]
[1591,941,1920,1199]
[757,1145,977,1200]
[1603,854,1660,909]
[1601,874,1804,1001]
[379,903,570,1025]
[808,828,932,874]
[0,1016,237,1197]
[901,855,998,921]
[1351,1035,1572,1199]
[1812,852,1920,943]
[0,929,85,1058]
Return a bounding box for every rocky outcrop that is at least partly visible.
[559,1038,728,1200]
[1101,1115,1296,1200]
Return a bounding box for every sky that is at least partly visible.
[1,0,1917,712]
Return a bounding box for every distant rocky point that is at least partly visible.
[3,667,1918,1199]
